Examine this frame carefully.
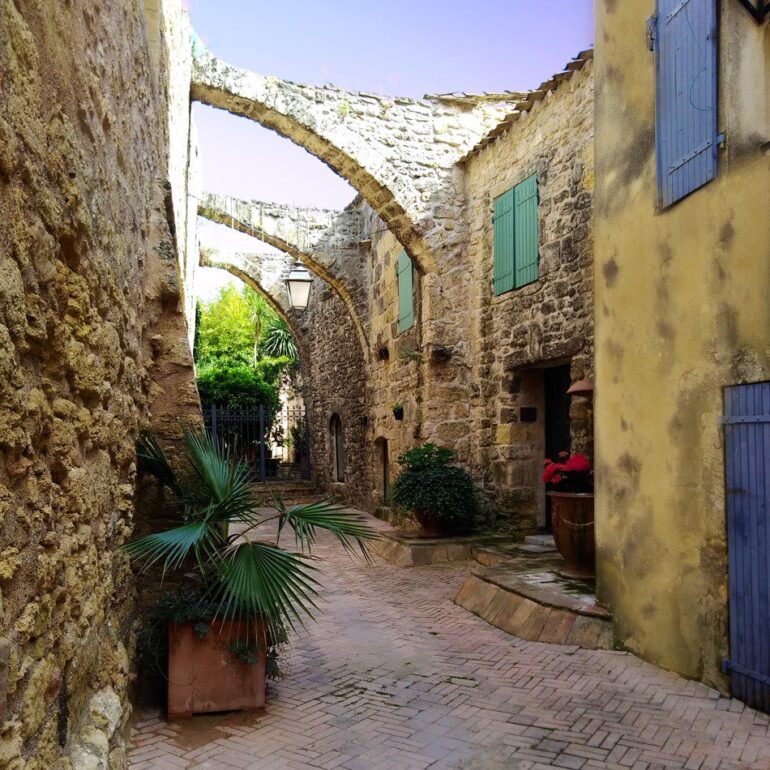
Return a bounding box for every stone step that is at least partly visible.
[371,531,514,568]
[525,534,556,547]
[472,541,556,566]
[252,481,324,506]
[515,543,557,555]
[454,565,613,650]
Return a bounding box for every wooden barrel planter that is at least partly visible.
[547,491,595,579]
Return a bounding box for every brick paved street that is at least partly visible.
[128,530,770,769]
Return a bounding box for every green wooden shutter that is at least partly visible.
[493,189,514,296]
[514,174,539,288]
[397,249,414,332]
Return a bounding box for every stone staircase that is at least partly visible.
[456,534,614,650]
[251,480,324,506]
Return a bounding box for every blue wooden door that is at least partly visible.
[723,382,770,712]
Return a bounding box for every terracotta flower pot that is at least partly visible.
[547,491,595,580]
[167,617,267,718]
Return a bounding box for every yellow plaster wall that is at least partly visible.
[594,0,770,689]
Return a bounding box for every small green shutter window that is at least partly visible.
[397,249,414,332]
[514,174,539,288]
[493,189,514,296]
[493,175,539,294]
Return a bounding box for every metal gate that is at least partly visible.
[203,405,311,482]
[722,381,770,712]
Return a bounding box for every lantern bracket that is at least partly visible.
[737,0,770,22]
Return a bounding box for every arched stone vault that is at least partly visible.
[199,247,298,335]
[191,48,519,272]
[198,192,370,358]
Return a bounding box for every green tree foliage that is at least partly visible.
[195,284,299,409]
[196,364,280,412]
[196,284,257,369]
[262,318,298,362]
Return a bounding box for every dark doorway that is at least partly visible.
[380,439,389,502]
[330,414,345,482]
[544,364,572,530]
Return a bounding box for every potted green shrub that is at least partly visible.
[126,429,377,717]
[543,452,594,579]
[392,402,404,420]
[389,443,478,535]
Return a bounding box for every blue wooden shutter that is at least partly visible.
[723,382,770,713]
[493,189,514,296]
[397,249,414,332]
[514,175,539,288]
[655,0,718,207]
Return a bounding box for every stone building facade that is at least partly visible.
[463,63,594,526]
[0,0,199,766]
[203,56,595,531]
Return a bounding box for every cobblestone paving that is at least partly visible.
[128,531,770,769]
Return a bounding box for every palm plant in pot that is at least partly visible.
[126,429,377,718]
[389,443,478,535]
[542,452,594,579]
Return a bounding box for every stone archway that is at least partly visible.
[198,194,370,359]
[199,247,298,333]
[191,47,519,274]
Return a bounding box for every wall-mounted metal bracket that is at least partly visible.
[646,15,658,51]
[737,0,770,22]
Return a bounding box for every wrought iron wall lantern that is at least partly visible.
[285,261,313,310]
[737,0,770,22]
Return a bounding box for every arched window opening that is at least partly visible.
[330,414,345,482]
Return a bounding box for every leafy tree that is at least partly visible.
[196,284,255,369]
[244,291,275,367]
[196,363,280,413]
[262,318,298,362]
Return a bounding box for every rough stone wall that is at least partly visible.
[0,1,198,767]
[358,206,422,513]
[594,0,770,690]
[332,66,595,526]
[463,62,595,528]
[294,281,371,509]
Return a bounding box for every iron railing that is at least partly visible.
[202,404,311,482]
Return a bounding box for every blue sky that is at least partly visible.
[188,0,594,298]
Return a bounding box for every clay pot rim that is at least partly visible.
[546,491,595,498]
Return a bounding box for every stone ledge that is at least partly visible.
[454,569,613,649]
[370,530,513,567]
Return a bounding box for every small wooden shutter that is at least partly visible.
[514,174,539,288]
[397,249,414,332]
[493,189,514,295]
[655,0,718,207]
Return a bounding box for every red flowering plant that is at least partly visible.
[542,452,593,493]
